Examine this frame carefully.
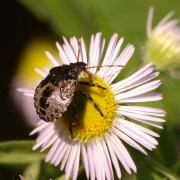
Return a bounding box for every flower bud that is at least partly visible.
[143,7,180,71]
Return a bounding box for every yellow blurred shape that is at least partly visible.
[16,38,58,87]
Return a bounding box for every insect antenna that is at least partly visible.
[87,64,124,69]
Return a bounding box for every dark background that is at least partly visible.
[0,1,51,179]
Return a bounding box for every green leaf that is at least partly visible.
[18,0,97,37]
[55,174,66,180]
[147,158,180,180]
[172,161,180,176]
[23,161,42,180]
[0,140,45,166]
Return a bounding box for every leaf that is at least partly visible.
[55,174,65,180]
[18,0,97,37]
[147,158,180,180]
[154,124,178,167]
[23,161,42,180]
[0,140,45,166]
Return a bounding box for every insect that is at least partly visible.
[34,61,107,135]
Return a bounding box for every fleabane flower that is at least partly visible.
[18,33,165,180]
[144,7,180,71]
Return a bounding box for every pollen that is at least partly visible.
[57,76,116,143]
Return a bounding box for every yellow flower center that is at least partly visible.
[56,75,116,143]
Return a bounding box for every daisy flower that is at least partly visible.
[18,32,165,180]
[144,7,180,71]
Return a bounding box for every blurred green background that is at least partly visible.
[0,0,180,179]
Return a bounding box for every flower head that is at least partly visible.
[144,7,180,71]
[18,33,165,180]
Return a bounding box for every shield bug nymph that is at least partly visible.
[34,61,109,135]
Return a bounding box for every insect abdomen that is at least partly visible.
[34,80,77,122]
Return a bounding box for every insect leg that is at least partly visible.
[84,69,93,82]
[79,91,104,116]
[69,103,78,136]
[79,81,106,90]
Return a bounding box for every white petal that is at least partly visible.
[87,143,95,180]
[34,68,47,78]
[45,139,61,162]
[16,88,34,93]
[113,72,159,94]
[89,32,103,74]
[65,143,78,179]
[112,63,153,92]
[115,80,161,100]
[98,37,124,77]
[81,144,89,179]
[45,51,60,66]
[105,44,134,83]
[116,93,163,103]
[101,139,114,180]
[112,127,147,155]
[56,42,70,64]
[95,140,106,180]
[41,134,58,152]
[156,11,175,30]
[147,7,154,37]
[115,120,157,150]
[111,134,136,172]
[71,143,80,180]
[51,137,67,165]
[62,37,77,63]
[33,126,54,150]
[106,137,122,178]
[92,141,102,180]
[80,37,87,63]
[116,119,160,137]
[102,33,118,68]
[54,141,68,166]
[118,110,165,123]
[30,121,48,135]
[106,135,131,173]
[60,143,72,170]
[119,105,165,117]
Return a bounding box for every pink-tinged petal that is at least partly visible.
[87,143,95,180]
[106,135,131,174]
[65,143,78,179]
[92,141,102,180]
[80,37,87,63]
[101,139,114,180]
[81,144,89,179]
[45,139,61,162]
[54,142,68,166]
[56,42,70,64]
[116,93,163,103]
[62,37,77,63]
[60,144,72,170]
[106,136,122,178]
[112,126,147,155]
[112,63,153,92]
[34,68,47,78]
[119,105,165,117]
[115,120,157,150]
[41,134,58,152]
[29,121,48,135]
[51,140,66,165]
[71,143,80,180]
[45,51,60,66]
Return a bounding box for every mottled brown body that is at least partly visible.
[34,62,86,122]
[34,80,77,122]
